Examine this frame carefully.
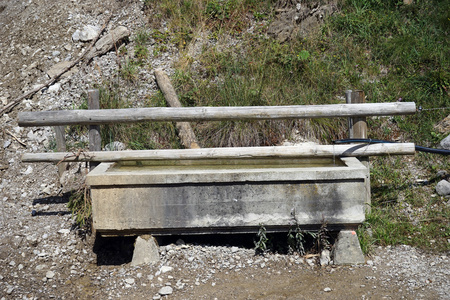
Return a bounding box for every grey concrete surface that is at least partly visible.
[87,157,369,236]
[333,230,366,265]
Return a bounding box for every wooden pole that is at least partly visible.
[346,90,370,212]
[88,89,101,170]
[18,102,417,127]
[346,90,367,139]
[21,143,416,163]
[54,126,67,177]
[154,69,200,149]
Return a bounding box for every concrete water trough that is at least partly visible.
[86,157,369,236]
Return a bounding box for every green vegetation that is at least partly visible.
[254,224,270,255]
[74,0,449,251]
[255,222,330,256]
[68,187,92,230]
[94,83,181,150]
[365,153,450,253]
[287,226,317,256]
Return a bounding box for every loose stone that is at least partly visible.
[160,266,173,273]
[46,271,55,279]
[158,286,173,296]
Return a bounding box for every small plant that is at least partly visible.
[143,0,152,9]
[134,44,149,62]
[287,226,317,256]
[287,209,317,255]
[134,29,150,62]
[67,185,92,230]
[316,220,331,252]
[297,49,310,61]
[119,59,139,82]
[357,220,375,255]
[135,29,150,45]
[254,224,270,255]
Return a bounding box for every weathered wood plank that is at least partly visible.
[18,102,416,126]
[22,143,416,162]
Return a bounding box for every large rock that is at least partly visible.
[440,134,450,150]
[130,235,160,266]
[72,25,100,42]
[436,180,450,196]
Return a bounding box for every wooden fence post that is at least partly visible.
[346,90,370,212]
[346,90,367,139]
[54,126,67,177]
[88,89,101,170]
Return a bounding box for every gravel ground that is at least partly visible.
[0,0,449,299]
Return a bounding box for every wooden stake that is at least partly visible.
[346,90,367,139]
[88,89,101,170]
[154,69,200,149]
[54,126,67,177]
[346,90,370,212]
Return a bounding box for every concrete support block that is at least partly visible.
[333,230,365,265]
[131,235,160,266]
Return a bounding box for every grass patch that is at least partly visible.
[95,82,182,150]
[67,186,92,231]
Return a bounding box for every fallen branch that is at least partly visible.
[154,68,201,149]
[0,14,112,116]
[5,129,26,147]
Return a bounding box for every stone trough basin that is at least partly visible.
[86,157,369,236]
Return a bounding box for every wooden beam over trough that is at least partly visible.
[18,102,416,127]
[22,143,416,163]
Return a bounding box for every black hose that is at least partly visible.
[333,139,450,155]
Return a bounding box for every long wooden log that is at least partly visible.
[22,143,416,163]
[85,26,130,62]
[18,102,416,127]
[154,69,200,149]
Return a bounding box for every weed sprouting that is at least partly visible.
[316,221,331,252]
[119,59,139,82]
[254,224,270,255]
[287,226,317,256]
[67,186,92,231]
